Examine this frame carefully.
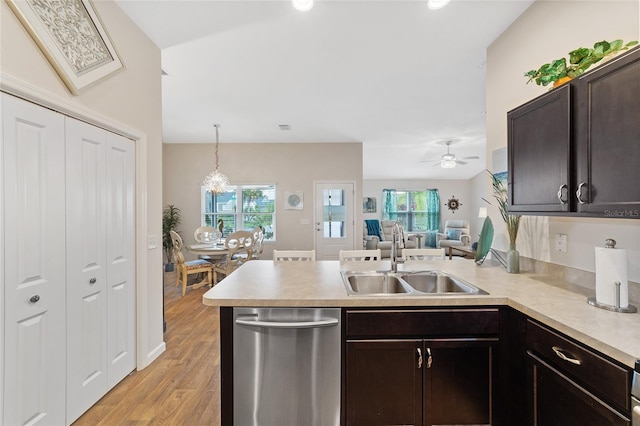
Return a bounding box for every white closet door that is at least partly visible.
[105,132,136,387]
[65,117,109,423]
[2,93,67,425]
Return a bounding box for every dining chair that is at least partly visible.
[339,249,381,262]
[212,230,255,284]
[170,230,213,296]
[401,248,445,261]
[273,249,316,261]
[251,226,265,260]
[194,226,222,244]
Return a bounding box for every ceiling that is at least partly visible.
[115,0,533,180]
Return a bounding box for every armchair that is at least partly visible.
[363,219,417,258]
[436,220,471,254]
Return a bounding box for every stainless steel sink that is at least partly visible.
[342,271,413,296]
[398,271,488,295]
[341,270,487,296]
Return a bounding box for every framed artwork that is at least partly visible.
[7,0,124,95]
[284,191,303,210]
[492,147,508,185]
[363,197,376,213]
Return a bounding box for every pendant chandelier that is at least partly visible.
[203,124,229,194]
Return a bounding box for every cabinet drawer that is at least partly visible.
[345,308,499,338]
[526,319,631,412]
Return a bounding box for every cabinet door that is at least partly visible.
[345,340,422,425]
[528,352,630,426]
[507,85,571,213]
[424,339,495,426]
[2,93,67,425]
[575,47,640,216]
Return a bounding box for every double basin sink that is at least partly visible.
[341,270,488,296]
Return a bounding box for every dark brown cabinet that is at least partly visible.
[343,308,499,426]
[508,46,640,218]
[526,319,633,426]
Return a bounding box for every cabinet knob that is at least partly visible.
[89,277,97,284]
[29,295,40,303]
[576,182,588,205]
[557,184,568,204]
[426,347,432,369]
[417,347,423,369]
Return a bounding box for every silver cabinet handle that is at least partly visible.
[29,295,40,303]
[426,347,432,369]
[417,347,423,369]
[557,184,568,204]
[552,346,582,365]
[89,277,97,284]
[576,182,588,205]
[235,318,338,329]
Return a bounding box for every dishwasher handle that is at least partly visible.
[235,317,339,329]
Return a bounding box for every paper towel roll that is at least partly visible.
[595,246,628,308]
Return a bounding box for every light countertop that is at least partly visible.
[202,259,640,369]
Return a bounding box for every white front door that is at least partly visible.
[2,93,67,426]
[314,182,355,260]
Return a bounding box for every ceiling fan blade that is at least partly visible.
[455,160,468,165]
[461,156,480,160]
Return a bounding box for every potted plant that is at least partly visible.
[162,204,181,272]
[486,171,521,273]
[525,39,638,87]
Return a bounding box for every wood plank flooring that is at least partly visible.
[73,271,222,425]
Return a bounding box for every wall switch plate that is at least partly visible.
[148,234,158,250]
[555,233,567,253]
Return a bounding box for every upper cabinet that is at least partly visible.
[508,46,640,218]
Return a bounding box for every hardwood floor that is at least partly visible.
[73,271,222,425]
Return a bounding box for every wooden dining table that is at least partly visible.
[187,242,229,260]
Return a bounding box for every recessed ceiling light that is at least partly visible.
[292,0,313,12]
[427,0,450,10]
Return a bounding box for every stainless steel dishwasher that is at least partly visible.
[233,307,341,426]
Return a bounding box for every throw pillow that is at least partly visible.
[446,229,462,240]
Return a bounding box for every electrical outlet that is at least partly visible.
[555,233,567,253]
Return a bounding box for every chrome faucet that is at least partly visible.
[390,222,405,272]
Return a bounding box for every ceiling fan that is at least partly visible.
[422,140,480,169]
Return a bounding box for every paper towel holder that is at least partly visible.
[588,239,637,313]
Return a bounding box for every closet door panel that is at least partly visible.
[106,132,136,387]
[65,117,109,423]
[2,94,66,426]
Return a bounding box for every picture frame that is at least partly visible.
[7,0,124,95]
[363,197,376,213]
[284,191,303,210]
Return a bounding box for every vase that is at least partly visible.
[553,76,572,88]
[506,243,520,274]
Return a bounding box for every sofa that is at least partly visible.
[363,220,417,259]
[436,220,471,255]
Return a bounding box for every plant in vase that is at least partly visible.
[487,171,521,273]
[162,204,181,272]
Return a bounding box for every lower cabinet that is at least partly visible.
[526,319,632,426]
[343,308,499,425]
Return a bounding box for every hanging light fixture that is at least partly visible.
[427,0,450,10]
[292,0,313,12]
[203,124,229,194]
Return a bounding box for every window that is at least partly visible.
[202,184,276,240]
[383,189,440,246]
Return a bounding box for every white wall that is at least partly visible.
[163,142,363,259]
[1,1,165,367]
[363,179,480,238]
[486,0,640,282]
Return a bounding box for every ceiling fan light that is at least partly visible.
[441,159,456,169]
[292,0,313,12]
[427,0,450,10]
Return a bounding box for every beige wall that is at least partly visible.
[163,142,363,259]
[486,0,640,281]
[1,1,165,366]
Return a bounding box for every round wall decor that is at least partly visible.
[446,196,461,213]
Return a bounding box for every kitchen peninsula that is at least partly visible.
[203,260,640,425]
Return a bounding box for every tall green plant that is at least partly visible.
[162,204,181,263]
[487,171,521,247]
